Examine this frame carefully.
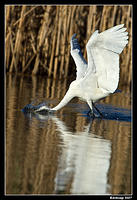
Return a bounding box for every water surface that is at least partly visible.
[6,74,131,195]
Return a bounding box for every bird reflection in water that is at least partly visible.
[23,111,111,194]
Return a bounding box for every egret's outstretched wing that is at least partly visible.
[86,24,128,93]
[70,34,88,80]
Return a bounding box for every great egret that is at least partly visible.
[35,24,128,116]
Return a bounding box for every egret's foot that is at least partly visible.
[87,110,95,118]
[92,103,104,118]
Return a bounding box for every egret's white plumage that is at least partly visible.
[36,24,128,115]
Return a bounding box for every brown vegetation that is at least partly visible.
[5,5,132,85]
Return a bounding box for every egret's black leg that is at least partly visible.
[92,102,104,118]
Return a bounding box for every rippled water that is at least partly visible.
[6,74,132,195]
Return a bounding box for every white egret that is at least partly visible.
[36,24,128,116]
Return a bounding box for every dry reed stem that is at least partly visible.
[64,6,77,78]
[9,5,26,72]
[59,6,67,78]
[48,8,58,77]
[53,6,62,78]
[13,6,37,27]
[32,6,52,75]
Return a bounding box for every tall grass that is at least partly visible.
[5,5,132,85]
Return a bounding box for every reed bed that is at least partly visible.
[5,5,132,85]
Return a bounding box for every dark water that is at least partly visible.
[6,74,132,195]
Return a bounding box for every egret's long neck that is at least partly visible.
[51,89,74,111]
